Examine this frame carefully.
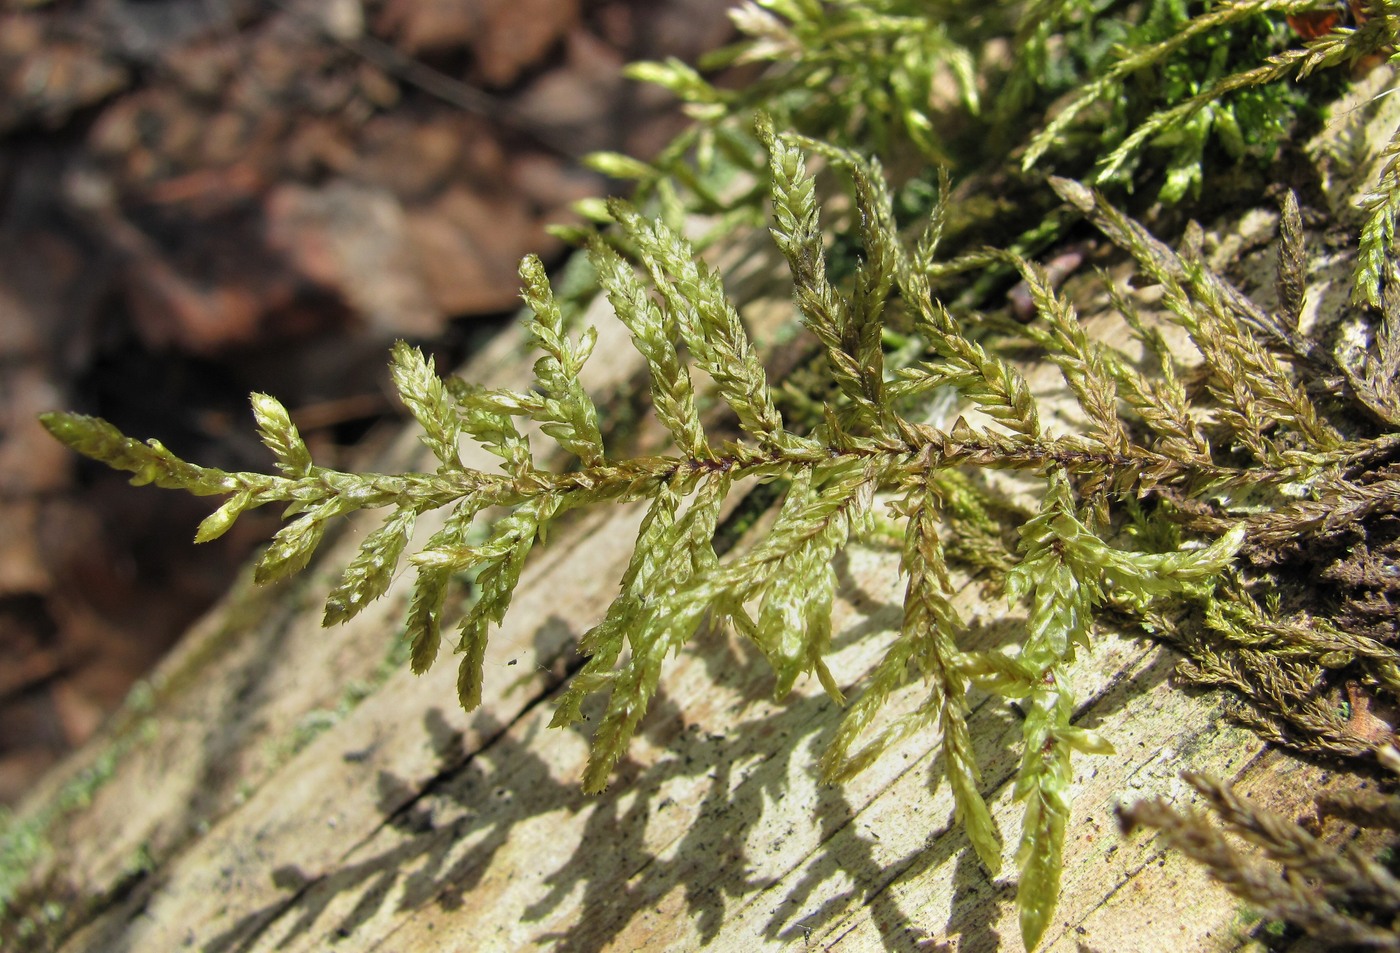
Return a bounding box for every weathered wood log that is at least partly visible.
[8,68,1399,953]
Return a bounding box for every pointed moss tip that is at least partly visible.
[38,410,83,440]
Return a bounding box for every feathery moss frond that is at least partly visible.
[38,131,1400,949]
[323,505,420,627]
[251,393,314,479]
[390,342,463,471]
[607,198,797,449]
[517,256,607,467]
[591,240,710,458]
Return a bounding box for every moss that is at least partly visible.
[29,0,1400,948]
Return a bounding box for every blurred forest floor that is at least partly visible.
[0,0,736,805]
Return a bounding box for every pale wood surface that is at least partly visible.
[14,69,1399,953]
